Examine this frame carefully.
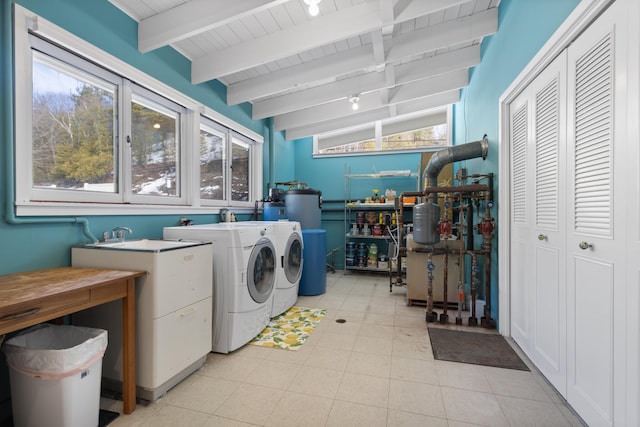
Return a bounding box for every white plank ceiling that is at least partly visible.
[109,0,500,140]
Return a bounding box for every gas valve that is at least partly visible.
[477,217,495,237]
[438,217,452,239]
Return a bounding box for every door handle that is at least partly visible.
[578,241,593,250]
[537,234,547,241]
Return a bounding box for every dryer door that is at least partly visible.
[247,237,276,303]
[284,233,303,285]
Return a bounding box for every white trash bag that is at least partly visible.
[2,324,108,379]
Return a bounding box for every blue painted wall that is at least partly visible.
[292,138,422,200]
[272,128,296,186]
[0,0,269,275]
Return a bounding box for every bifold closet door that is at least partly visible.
[509,51,567,397]
[565,1,628,425]
[508,87,531,356]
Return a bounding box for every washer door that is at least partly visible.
[284,233,303,284]
[247,237,276,303]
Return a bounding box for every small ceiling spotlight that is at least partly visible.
[349,95,360,111]
[303,0,321,17]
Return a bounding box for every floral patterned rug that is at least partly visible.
[250,306,326,351]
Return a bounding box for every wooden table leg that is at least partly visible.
[122,277,137,414]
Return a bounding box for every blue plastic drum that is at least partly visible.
[299,229,327,296]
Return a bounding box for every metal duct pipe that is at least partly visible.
[413,138,489,245]
[423,138,489,201]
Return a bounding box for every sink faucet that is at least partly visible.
[105,226,133,242]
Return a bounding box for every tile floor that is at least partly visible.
[104,272,586,427]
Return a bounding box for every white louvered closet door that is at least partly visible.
[509,51,567,397]
[531,51,567,397]
[565,1,628,425]
[509,89,532,356]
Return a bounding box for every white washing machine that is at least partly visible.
[241,221,303,317]
[164,223,277,353]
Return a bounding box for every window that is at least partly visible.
[381,124,448,150]
[315,107,451,156]
[31,42,121,202]
[231,133,252,202]
[129,86,183,201]
[198,117,260,206]
[199,118,227,202]
[14,5,262,215]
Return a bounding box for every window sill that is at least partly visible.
[15,201,256,217]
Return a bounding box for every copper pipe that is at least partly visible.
[480,190,496,329]
[467,251,479,326]
[403,184,490,196]
[423,184,489,194]
[440,240,449,324]
[425,252,438,322]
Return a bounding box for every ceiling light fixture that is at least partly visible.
[349,95,360,111]
[303,0,321,17]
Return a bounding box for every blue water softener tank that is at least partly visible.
[284,189,322,229]
[263,202,287,221]
[298,229,327,296]
[263,188,287,221]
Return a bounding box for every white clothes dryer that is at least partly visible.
[164,223,277,353]
[242,221,304,316]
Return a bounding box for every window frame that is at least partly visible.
[313,105,452,157]
[230,131,255,204]
[13,5,263,216]
[27,36,124,204]
[127,83,187,205]
[198,116,228,205]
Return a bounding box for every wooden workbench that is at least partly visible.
[0,267,145,414]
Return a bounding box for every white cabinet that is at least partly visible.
[72,242,213,401]
[507,1,638,425]
[406,235,462,306]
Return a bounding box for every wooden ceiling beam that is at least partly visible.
[138,0,289,53]
[284,90,460,140]
[227,7,492,106]
[274,69,467,131]
[192,2,382,83]
[193,0,481,83]
[252,45,479,119]
[227,45,373,106]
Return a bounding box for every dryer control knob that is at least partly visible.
[260,229,266,236]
